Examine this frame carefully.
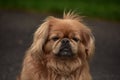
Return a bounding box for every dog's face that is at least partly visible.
[43,17,94,61]
[31,12,95,73]
[44,19,85,59]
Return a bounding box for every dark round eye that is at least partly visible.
[72,37,79,42]
[52,36,59,41]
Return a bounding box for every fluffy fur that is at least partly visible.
[18,11,95,80]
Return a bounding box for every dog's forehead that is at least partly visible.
[50,19,83,33]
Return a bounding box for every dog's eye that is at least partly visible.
[52,36,59,41]
[72,37,80,42]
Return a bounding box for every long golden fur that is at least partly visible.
[18,11,95,80]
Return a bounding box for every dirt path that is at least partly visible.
[0,11,120,80]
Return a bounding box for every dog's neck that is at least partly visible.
[36,60,91,80]
[47,68,82,80]
[36,56,91,80]
[42,58,85,80]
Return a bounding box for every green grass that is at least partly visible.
[0,0,120,21]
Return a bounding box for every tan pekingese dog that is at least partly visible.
[18,11,95,80]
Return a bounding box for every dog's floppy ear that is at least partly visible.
[28,16,57,58]
[81,29,95,60]
[28,21,49,58]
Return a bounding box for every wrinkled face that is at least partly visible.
[44,19,87,60]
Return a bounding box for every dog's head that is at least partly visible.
[29,11,95,73]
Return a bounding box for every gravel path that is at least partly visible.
[0,11,120,80]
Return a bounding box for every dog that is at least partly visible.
[18,11,95,80]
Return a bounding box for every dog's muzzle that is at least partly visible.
[56,38,73,57]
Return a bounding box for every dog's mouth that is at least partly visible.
[58,49,73,57]
[55,45,74,58]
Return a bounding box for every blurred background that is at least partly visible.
[0,0,120,20]
[0,0,120,80]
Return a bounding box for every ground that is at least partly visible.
[0,11,120,80]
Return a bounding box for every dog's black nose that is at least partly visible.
[61,38,69,45]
